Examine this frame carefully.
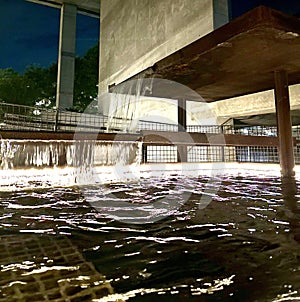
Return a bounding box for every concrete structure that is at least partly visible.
[97,0,230,138]
[27,0,100,17]
[98,0,229,100]
[274,70,295,177]
[24,1,300,177]
[27,0,100,109]
[26,0,230,115]
[212,83,300,125]
[56,3,77,109]
[111,5,300,177]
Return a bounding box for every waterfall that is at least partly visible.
[0,140,19,169]
[0,139,141,189]
[0,140,140,169]
[105,77,154,133]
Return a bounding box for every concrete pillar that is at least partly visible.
[177,99,188,162]
[213,0,229,29]
[274,70,295,177]
[56,3,77,109]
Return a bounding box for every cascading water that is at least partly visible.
[0,140,139,169]
[0,140,19,169]
[0,139,141,190]
[105,77,154,133]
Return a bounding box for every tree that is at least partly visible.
[0,64,57,107]
[23,63,57,107]
[71,43,99,112]
[0,43,98,111]
[0,68,35,106]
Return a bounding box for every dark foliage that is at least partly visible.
[0,44,98,112]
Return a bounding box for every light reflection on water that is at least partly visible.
[0,173,300,301]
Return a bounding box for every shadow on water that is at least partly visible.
[281,176,300,243]
[79,176,300,301]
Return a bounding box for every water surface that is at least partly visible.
[0,174,300,301]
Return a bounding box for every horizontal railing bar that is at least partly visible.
[0,130,141,141]
[142,131,280,147]
[0,130,285,148]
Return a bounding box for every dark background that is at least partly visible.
[230,0,300,19]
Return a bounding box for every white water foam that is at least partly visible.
[0,162,283,192]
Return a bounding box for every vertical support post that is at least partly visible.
[274,70,295,177]
[56,3,77,109]
[54,108,59,132]
[178,99,187,132]
[213,0,230,29]
[221,125,225,162]
[142,145,147,163]
[177,99,187,162]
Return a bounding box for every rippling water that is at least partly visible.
[1,173,300,301]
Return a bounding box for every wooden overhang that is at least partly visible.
[119,6,300,102]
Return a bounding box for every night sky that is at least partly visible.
[0,0,99,73]
[230,0,300,19]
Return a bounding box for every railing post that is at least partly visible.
[177,98,188,162]
[54,108,59,132]
[142,144,147,163]
[221,125,225,162]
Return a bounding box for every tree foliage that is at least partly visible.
[0,44,99,111]
[72,44,99,112]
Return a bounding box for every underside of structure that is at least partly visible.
[117,6,300,177]
[124,6,300,102]
[234,110,300,127]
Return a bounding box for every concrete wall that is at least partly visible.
[211,83,300,123]
[98,0,219,102]
[97,0,300,127]
[98,0,230,121]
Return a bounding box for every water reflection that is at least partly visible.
[0,174,300,301]
[281,176,300,243]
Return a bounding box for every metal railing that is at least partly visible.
[0,102,289,137]
[0,102,179,133]
[2,102,300,165]
[187,125,278,136]
[0,102,108,132]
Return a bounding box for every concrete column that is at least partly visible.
[177,99,187,162]
[213,0,229,29]
[56,3,77,109]
[274,70,295,177]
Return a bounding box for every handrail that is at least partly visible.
[1,102,300,139]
